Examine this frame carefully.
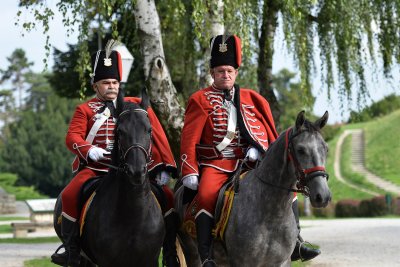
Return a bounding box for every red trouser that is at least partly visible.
[61,168,101,220]
[196,167,231,217]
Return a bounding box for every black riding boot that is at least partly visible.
[291,200,321,262]
[162,212,181,267]
[195,213,216,267]
[51,216,81,267]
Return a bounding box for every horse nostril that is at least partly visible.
[315,193,323,203]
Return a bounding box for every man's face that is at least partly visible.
[211,65,238,90]
[93,79,120,101]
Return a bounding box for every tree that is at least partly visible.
[273,68,315,132]
[17,0,400,129]
[1,72,79,196]
[0,89,16,137]
[0,48,33,109]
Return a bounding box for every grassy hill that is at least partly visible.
[322,109,400,201]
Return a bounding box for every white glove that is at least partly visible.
[88,147,110,162]
[246,147,260,162]
[182,175,199,190]
[156,171,170,186]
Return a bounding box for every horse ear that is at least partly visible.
[295,110,306,131]
[116,88,125,116]
[140,87,150,110]
[314,111,329,130]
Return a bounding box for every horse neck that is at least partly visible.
[102,171,152,208]
[254,130,297,193]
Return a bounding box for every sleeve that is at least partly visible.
[179,96,208,180]
[258,97,279,142]
[147,107,178,178]
[65,105,93,163]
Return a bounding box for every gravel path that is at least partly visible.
[0,242,59,267]
[301,218,400,267]
[1,218,399,267]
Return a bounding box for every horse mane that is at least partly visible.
[108,100,144,177]
[301,119,321,133]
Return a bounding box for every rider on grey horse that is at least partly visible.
[180,34,320,266]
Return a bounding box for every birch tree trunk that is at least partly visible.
[199,0,224,88]
[133,0,184,157]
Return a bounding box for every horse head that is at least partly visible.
[115,96,152,186]
[289,110,331,208]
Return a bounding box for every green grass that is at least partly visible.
[322,109,400,201]
[324,127,373,201]
[0,216,28,221]
[364,109,400,186]
[0,224,12,234]
[0,236,59,244]
[24,254,164,267]
[24,257,55,267]
[340,134,386,195]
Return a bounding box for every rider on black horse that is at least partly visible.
[51,40,180,267]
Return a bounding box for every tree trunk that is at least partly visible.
[199,0,224,88]
[133,0,184,157]
[258,0,281,126]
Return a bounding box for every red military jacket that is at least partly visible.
[66,96,177,176]
[180,85,278,179]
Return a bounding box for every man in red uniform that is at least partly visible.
[180,34,320,266]
[51,40,180,267]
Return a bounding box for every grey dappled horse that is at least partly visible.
[54,95,164,267]
[177,111,331,267]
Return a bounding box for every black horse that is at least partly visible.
[53,94,165,267]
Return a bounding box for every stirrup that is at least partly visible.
[202,258,217,266]
[53,243,66,254]
[162,254,180,267]
[298,240,319,262]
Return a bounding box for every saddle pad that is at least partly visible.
[79,192,96,236]
[182,171,248,241]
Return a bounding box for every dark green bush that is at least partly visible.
[335,199,360,217]
[359,196,388,217]
[312,202,335,218]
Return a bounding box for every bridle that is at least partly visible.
[98,108,152,176]
[255,127,329,196]
[285,127,329,196]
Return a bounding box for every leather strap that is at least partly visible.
[86,108,111,144]
[216,103,237,152]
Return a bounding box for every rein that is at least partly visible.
[256,127,329,196]
[286,128,329,196]
[97,108,152,179]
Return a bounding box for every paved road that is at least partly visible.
[1,218,399,267]
[0,242,59,267]
[301,218,400,267]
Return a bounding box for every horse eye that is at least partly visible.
[297,147,306,155]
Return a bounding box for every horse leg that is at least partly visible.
[291,199,321,262]
[162,211,180,267]
[177,229,202,267]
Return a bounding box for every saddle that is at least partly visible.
[78,177,167,235]
[180,171,248,241]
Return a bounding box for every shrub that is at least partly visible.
[335,199,360,217]
[393,197,400,215]
[359,196,388,217]
[0,173,47,200]
[312,202,335,218]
